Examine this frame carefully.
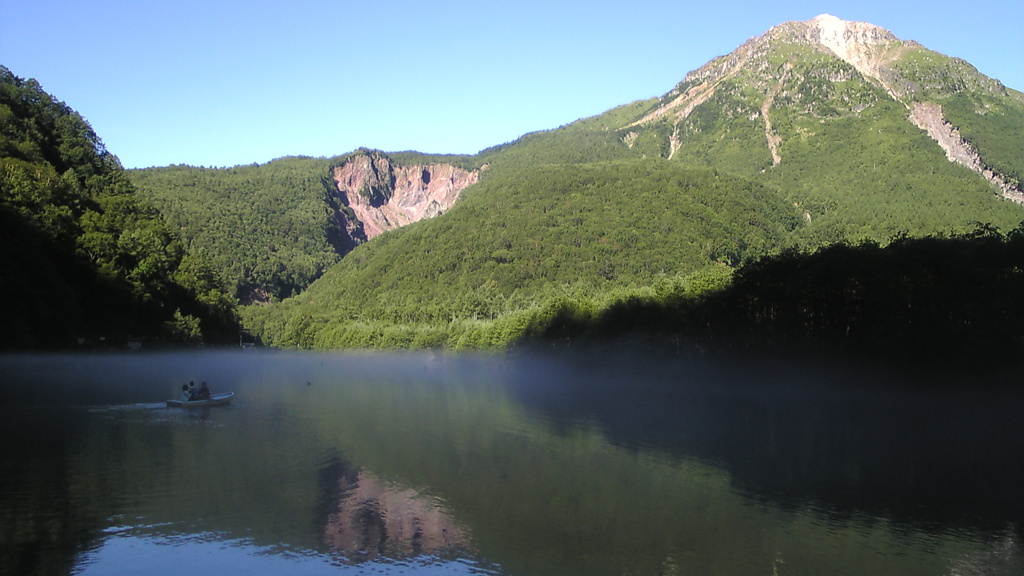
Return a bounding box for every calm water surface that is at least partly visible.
[0,350,1021,576]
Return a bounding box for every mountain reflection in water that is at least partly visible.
[0,350,1021,576]
[320,463,467,561]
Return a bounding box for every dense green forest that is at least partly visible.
[240,160,800,348]
[243,221,1024,366]
[0,66,238,349]
[533,225,1024,365]
[129,149,485,303]
[130,157,347,303]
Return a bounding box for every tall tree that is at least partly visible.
[0,66,238,349]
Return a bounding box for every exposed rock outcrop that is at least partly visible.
[329,151,479,243]
[908,102,1024,203]
[801,13,901,96]
[761,79,784,166]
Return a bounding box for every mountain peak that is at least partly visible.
[624,14,1023,201]
[807,13,891,44]
[629,15,902,129]
[811,13,843,23]
[775,14,900,85]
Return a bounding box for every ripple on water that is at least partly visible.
[76,530,504,576]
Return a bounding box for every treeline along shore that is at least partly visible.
[245,225,1024,374]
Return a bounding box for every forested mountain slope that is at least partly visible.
[244,15,1024,349]
[131,149,481,303]
[0,67,237,349]
[452,15,1024,248]
[611,14,1024,244]
[131,157,345,303]
[245,161,800,347]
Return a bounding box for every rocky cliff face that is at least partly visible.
[329,151,479,243]
[907,102,1024,203]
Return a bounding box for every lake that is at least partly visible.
[1,349,1021,575]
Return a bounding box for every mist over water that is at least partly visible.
[1,350,1021,575]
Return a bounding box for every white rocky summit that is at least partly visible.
[803,14,897,84]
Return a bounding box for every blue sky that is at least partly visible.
[2,0,1021,169]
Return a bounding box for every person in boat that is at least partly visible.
[196,381,211,401]
[187,381,197,400]
[179,384,191,402]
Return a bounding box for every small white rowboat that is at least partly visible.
[166,392,234,408]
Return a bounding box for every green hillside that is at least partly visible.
[130,150,484,303]
[241,17,1024,350]
[613,38,1024,245]
[472,38,1024,248]
[0,67,238,349]
[939,85,1024,192]
[130,157,346,303]
[244,160,800,347]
